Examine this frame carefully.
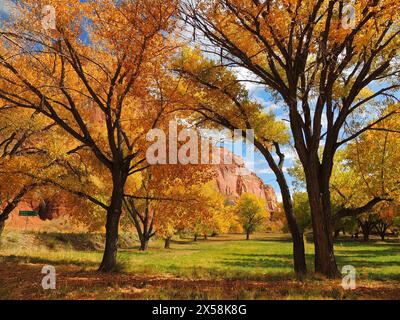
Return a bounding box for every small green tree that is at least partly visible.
[235,193,269,240]
[292,192,312,234]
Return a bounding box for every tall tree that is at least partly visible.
[0,0,180,271]
[183,0,400,277]
[173,48,307,275]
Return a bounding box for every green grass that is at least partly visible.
[334,240,400,281]
[118,236,299,280]
[121,235,400,281]
[1,231,399,282]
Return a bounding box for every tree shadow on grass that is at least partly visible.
[335,248,399,257]
[335,243,400,281]
[218,243,400,282]
[335,253,400,281]
[218,252,314,271]
[0,254,99,268]
[256,237,294,243]
[224,252,315,264]
[335,239,400,247]
[170,239,202,246]
[220,257,290,270]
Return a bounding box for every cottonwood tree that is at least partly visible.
[0,107,112,237]
[235,192,269,240]
[183,182,233,241]
[154,181,226,248]
[173,48,307,275]
[183,0,400,277]
[0,0,181,271]
[123,162,213,251]
[357,212,379,241]
[374,205,399,240]
[0,109,63,236]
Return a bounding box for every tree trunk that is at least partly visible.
[375,222,389,241]
[194,234,198,242]
[276,171,307,276]
[333,230,340,239]
[124,198,155,252]
[246,230,250,240]
[306,170,340,279]
[98,206,121,272]
[164,237,171,249]
[98,173,125,273]
[0,184,38,241]
[279,189,307,276]
[204,234,208,240]
[139,237,149,251]
[359,218,376,243]
[255,141,307,277]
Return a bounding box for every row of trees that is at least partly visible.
[0,0,399,278]
[291,192,400,241]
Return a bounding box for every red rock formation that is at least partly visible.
[212,149,278,212]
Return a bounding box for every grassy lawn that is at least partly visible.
[0,231,399,299]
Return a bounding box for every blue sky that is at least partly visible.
[223,80,298,202]
[230,76,399,202]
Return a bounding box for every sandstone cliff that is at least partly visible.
[212,149,278,212]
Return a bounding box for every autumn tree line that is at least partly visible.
[0,0,399,278]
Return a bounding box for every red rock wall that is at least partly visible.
[212,149,278,211]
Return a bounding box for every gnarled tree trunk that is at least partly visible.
[305,163,340,279]
[98,172,126,273]
[358,215,377,243]
[139,237,150,251]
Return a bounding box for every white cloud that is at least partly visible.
[234,67,265,94]
[253,97,282,113]
[280,145,298,162]
[258,168,274,175]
